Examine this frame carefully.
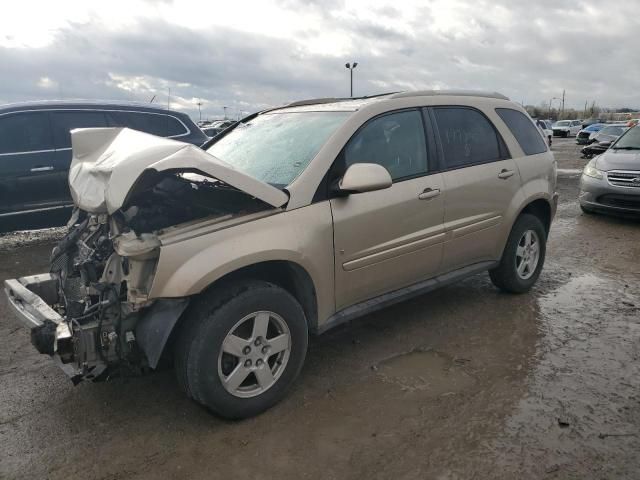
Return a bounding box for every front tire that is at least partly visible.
[490,214,546,293]
[175,281,308,419]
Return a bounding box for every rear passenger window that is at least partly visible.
[51,111,107,149]
[433,107,503,168]
[0,112,53,154]
[166,116,188,136]
[105,111,187,137]
[135,113,170,136]
[103,111,130,128]
[496,108,548,156]
[345,110,428,180]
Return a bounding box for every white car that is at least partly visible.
[552,120,582,137]
[535,119,553,146]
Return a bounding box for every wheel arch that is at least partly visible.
[197,260,319,330]
[157,260,320,368]
[518,197,552,237]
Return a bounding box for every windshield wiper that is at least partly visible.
[612,146,640,150]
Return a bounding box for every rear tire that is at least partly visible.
[490,214,546,293]
[174,281,308,419]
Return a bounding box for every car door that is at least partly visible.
[430,106,521,271]
[50,110,109,204]
[0,110,62,215]
[571,120,582,136]
[330,109,446,310]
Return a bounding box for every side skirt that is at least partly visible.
[315,261,498,334]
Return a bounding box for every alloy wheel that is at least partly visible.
[217,311,291,398]
[515,229,540,280]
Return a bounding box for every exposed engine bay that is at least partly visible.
[29,172,272,383]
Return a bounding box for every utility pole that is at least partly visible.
[167,88,171,111]
[549,97,559,119]
[584,100,588,118]
[345,62,358,97]
[561,89,565,118]
[223,106,228,119]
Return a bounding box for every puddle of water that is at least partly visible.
[466,272,640,478]
[376,350,476,394]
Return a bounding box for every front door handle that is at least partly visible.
[30,166,54,172]
[498,169,514,179]
[418,187,441,200]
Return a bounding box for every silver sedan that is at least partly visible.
[579,126,640,215]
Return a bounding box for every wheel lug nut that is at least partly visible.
[244,359,252,367]
[243,346,251,355]
[262,346,269,354]
[254,337,262,346]
[256,359,263,366]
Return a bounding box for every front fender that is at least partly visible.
[148,202,335,323]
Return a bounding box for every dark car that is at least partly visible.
[582,118,605,128]
[201,119,237,138]
[0,101,207,225]
[580,124,628,158]
[576,123,605,145]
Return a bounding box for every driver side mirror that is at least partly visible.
[338,163,392,194]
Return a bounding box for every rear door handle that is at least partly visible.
[498,169,514,179]
[30,166,54,172]
[418,187,441,200]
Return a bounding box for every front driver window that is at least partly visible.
[344,110,428,181]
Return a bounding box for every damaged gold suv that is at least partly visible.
[4,91,558,418]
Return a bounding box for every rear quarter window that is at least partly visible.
[496,108,548,156]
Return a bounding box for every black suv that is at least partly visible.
[0,101,208,225]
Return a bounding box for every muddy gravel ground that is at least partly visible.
[1,138,639,479]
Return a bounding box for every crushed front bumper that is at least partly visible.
[4,274,78,379]
[4,274,62,328]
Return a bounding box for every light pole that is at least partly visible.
[196,100,203,122]
[223,106,228,119]
[345,62,358,97]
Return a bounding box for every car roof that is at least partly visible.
[0,99,187,116]
[272,90,510,114]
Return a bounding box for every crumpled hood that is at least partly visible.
[595,149,640,171]
[69,127,289,214]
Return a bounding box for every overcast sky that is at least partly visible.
[1,0,639,120]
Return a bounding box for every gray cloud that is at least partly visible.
[1,0,639,122]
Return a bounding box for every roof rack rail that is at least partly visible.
[285,92,399,108]
[285,98,349,108]
[390,90,509,101]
